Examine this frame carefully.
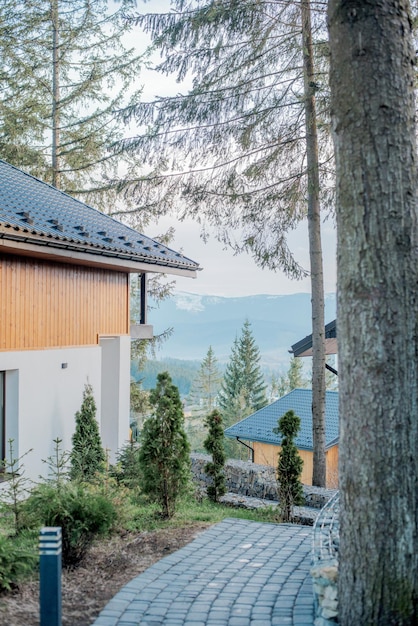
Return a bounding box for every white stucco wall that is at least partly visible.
[99,335,131,463]
[0,343,129,482]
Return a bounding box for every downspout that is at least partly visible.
[236,438,254,463]
[140,272,147,325]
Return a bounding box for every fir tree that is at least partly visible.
[0,440,33,534]
[0,0,142,210]
[186,346,222,451]
[330,3,418,618]
[70,384,105,482]
[219,320,267,459]
[272,357,309,400]
[203,409,227,502]
[219,320,267,426]
[189,346,222,416]
[273,410,304,522]
[118,0,328,487]
[138,372,191,519]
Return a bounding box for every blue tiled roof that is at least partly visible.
[224,389,339,450]
[0,160,199,272]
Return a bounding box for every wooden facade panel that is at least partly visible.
[253,441,339,488]
[326,444,339,488]
[0,255,129,350]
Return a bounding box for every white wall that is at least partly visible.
[99,335,131,463]
[0,344,129,482]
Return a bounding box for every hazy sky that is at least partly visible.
[152,215,337,297]
[126,3,337,298]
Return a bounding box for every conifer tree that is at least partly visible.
[203,409,227,502]
[70,384,105,482]
[186,346,223,452]
[0,0,142,209]
[273,357,309,399]
[219,320,267,459]
[219,320,267,426]
[138,372,190,518]
[329,1,418,620]
[273,410,304,522]
[118,0,328,486]
[189,346,222,416]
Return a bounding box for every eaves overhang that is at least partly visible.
[0,230,199,278]
[225,431,339,452]
[0,158,200,276]
[290,319,337,357]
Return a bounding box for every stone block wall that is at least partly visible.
[311,492,340,624]
[190,453,337,509]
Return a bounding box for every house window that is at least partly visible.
[0,371,4,469]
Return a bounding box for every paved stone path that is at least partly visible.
[93,518,314,626]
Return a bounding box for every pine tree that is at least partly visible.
[186,346,223,452]
[219,320,267,427]
[189,346,222,416]
[70,384,105,482]
[273,357,309,400]
[219,321,267,459]
[138,372,191,519]
[329,1,418,620]
[273,410,304,522]
[118,0,328,486]
[0,0,142,209]
[203,409,227,502]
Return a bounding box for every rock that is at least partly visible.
[322,606,339,620]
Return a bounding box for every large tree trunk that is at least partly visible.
[328,1,418,623]
[301,0,326,487]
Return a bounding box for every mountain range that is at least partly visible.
[148,292,336,370]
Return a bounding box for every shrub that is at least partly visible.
[273,410,304,522]
[203,409,227,502]
[0,440,33,534]
[138,372,191,519]
[0,532,37,591]
[23,482,116,567]
[70,384,105,482]
[110,441,142,494]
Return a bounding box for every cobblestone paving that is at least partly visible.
[93,518,314,626]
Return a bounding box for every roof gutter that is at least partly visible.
[0,235,198,278]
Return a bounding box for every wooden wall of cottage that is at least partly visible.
[0,254,129,349]
[253,441,339,488]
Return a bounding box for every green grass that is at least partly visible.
[121,493,282,532]
[0,484,283,589]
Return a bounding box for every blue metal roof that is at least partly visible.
[0,159,199,273]
[224,388,339,450]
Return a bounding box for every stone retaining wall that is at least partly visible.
[190,453,337,509]
[311,492,340,625]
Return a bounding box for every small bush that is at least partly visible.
[139,372,191,519]
[110,441,142,493]
[0,532,37,591]
[0,440,33,534]
[23,482,116,567]
[273,410,304,522]
[203,410,227,502]
[70,384,105,482]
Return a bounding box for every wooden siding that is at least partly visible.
[253,441,339,488]
[326,443,339,488]
[0,255,129,350]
